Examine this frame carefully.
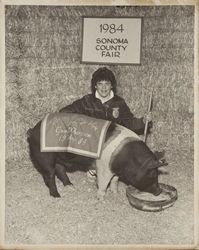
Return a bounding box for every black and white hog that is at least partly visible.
[27,117,167,199]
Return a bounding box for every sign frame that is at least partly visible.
[81,16,143,65]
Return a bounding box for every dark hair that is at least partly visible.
[91,67,117,94]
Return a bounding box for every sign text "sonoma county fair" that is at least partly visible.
[81,17,142,65]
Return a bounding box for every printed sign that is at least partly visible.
[41,113,111,158]
[81,17,142,64]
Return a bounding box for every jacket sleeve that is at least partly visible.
[118,100,152,135]
[59,98,84,114]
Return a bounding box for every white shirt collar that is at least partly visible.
[95,90,114,104]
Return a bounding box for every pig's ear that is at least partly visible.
[158,161,168,167]
[151,161,168,169]
[153,150,165,160]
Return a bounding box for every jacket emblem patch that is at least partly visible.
[112,107,119,118]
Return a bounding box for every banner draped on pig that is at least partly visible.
[41,113,111,158]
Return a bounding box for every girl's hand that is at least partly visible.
[143,112,152,124]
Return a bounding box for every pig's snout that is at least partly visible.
[144,183,162,196]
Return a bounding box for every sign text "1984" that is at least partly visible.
[100,24,124,34]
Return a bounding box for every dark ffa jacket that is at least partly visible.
[60,94,149,134]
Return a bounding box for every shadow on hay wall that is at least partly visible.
[5,5,194,165]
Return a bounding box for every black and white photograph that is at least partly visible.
[0,0,198,248]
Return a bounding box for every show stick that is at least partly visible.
[144,89,153,143]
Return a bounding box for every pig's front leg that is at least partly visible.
[96,160,114,201]
[110,175,119,194]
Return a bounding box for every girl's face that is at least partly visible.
[95,80,112,98]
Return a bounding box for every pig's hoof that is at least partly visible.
[110,187,118,194]
[50,192,61,198]
[63,181,73,186]
[67,184,75,191]
[97,191,105,201]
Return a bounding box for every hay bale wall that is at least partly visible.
[5,5,194,165]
